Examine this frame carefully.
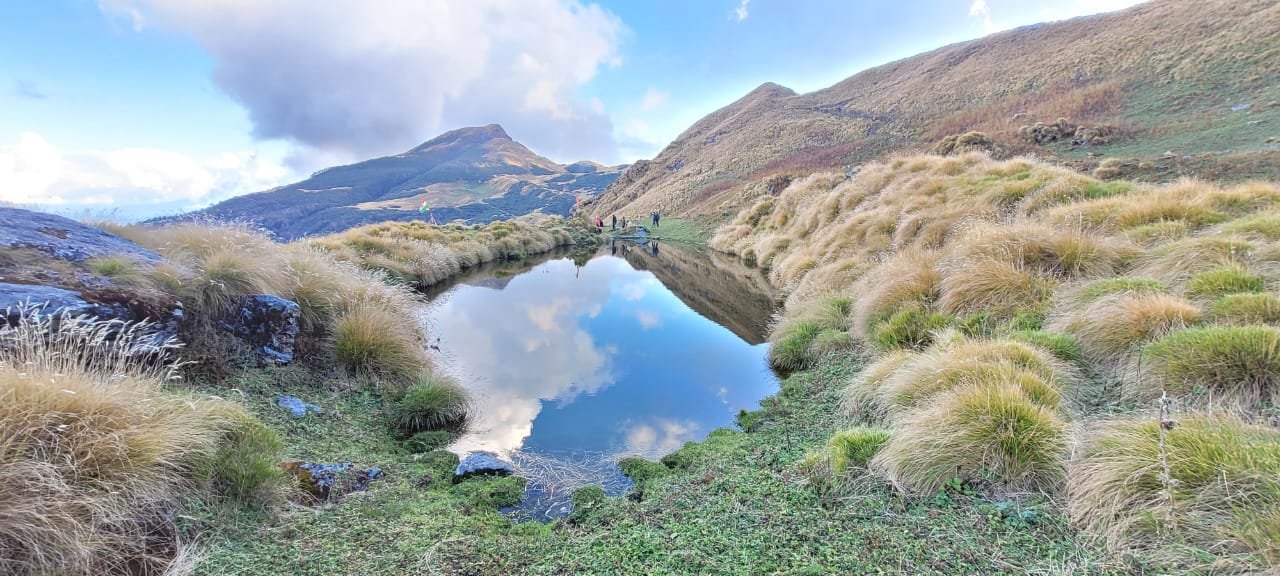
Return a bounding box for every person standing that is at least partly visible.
[652,211,660,228]
[611,214,617,230]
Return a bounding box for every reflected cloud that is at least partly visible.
[624,418,701,457]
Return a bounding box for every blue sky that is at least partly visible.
[0,0,1142,218]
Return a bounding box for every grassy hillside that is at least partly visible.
[587,0,1280,220]
[711,152,1280,572]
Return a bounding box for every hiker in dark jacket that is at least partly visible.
[652,211,660,227]
[611,214,617,230]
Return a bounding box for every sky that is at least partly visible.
[0,0,1144,219]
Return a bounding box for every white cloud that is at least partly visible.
[0,132,290,218]
[100,0,626,163]
[640,87,669,112]
[733,0,750,22]
[969,0,994,33]
[625,419,699,456]
[635,309,661,330]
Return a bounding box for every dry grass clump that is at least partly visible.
[871,382,1069,494]
[1069,413,1280,572]
[1049,293,1202,371]
[310,217,579,288]
[842,350,915,424]
[938,259,1058,321]
[0,313,284,576]
[331,302,429,382]
[1139,325,1280,409]
[874,339,1071,417]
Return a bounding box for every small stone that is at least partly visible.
[453,451,516,483]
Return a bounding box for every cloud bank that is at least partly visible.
[101,0,625,164]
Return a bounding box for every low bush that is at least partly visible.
[208,414,288,506]
[808,329,855,358]
[618,456,669,483]
[1210,292,1280,325]
[871,382,1069,493]
[386,376,470,435]
[1069,414,1280,571]
[1184,266,1265,299]
[1140,325,1280,409]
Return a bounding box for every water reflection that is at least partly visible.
[422,244,778,520]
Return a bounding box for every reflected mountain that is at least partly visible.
[620,241,777,344]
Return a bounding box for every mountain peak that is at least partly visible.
[747,82,796,98]
[410,124,511,153]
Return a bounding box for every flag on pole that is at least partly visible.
[418,199,430,213]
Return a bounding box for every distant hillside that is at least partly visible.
[587,0,1280,219]
[184,125,624,239]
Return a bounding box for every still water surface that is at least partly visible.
[421,242,779,520]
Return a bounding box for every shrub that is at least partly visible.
[808,329,855,358]
[1140,326,1280,409]
[872,383,1069,493]
[868,307,953,351]
[1210,293,1280,325]
[1007,330,1083,363]
[1069,414,1280,571]
[332,302,428,381]
[0,314,280,575]
[1184,266,1265,299]
[769,321,822,371]
[386,377,470,435]
[569,485,607,523]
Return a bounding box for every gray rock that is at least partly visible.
[225,295,300,365]
[0,207,162,264]
[0,283,95,325]
[453,451,516,482]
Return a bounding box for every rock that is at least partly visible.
[280,460,383,500]
[0,283,96,325]
[225,295,300,365]
[275,395,322,418]
[453,451,516,483]
[0,207,162,264]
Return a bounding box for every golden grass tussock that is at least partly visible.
[937,258,1058,321]
[874,338,1072,417]
[1048,292,1202,371]
[841,349,915,424]
[871,382,1069,494]
[331,301,430,382]
[1069,413,1280,572]
[0,313,284,576]
[849,249,943,335]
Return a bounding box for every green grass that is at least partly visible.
[1184,266,1265,299]
[385,376,470,436]
[1007,330,1083,363]
[870,307,953,351]
[647,217,719,246]
[1211,292,1280,324]
[1141,325,1280,408]
[195,356,1117,575]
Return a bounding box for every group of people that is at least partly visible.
[592,211,661,231]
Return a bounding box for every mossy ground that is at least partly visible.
[196,355,1121,575]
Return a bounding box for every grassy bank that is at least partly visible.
[193,353,1113,575]
[712,152,1280,572]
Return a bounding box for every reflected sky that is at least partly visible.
[421,250,778,519]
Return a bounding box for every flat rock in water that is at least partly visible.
[0,207,163,264]
[453,451,516,482]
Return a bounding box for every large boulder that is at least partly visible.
[0,207,162,264]
[0,283,96,325]
[453,451,517,483]
[224,295,300,365]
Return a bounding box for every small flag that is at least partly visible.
[419,199,430,213]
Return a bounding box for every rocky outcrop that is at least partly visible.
[280,461,384,501]
[0,283,96,325]
[453,451,517,482]
[224,295,300,365]
[0,207,162,264]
